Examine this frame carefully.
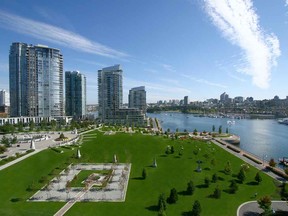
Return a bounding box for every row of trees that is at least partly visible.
[157,180,201,216]
[0,119,95,134]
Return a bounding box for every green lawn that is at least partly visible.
[0,130,281,216]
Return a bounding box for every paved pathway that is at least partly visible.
[237,201,288,216]
[0,131,78,171]
[54,185,93,216]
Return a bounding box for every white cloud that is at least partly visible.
[160,64,176,73]
[181,74,227,88]
[0,10,128,59]
[286,0,288,7]
[203,0,281,89]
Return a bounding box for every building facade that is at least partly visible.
[98,65,123,121]
[128,86,146,112]
[65,71,86,118]
[184,96,188,106]
[9,43,63,117]
[0,89,10,106]
[98,65,146,126]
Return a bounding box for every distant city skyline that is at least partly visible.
[1,0,288,103]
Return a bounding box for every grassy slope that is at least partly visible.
[0,131,280,216]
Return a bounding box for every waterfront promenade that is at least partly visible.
[212,138,286,183]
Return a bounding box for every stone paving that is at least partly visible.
[28,163,131,203]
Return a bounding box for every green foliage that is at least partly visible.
[224,161,232,175]
[237,168,246,184]
[269,158,277,167]
[255,172,262,184]
[213,186,221,199]
[212,125,215,132]
[212,173,218,183]
[0,144,7,153]
[218,125,222,134]
[29,120,35,131]
[204,177,210,187]
[281,183,288,199]
[193,129,198,135]
[191,200,201,216]
[284,168,288,175]
[171,146,175,154]
[229,180,238,194]
[257,196,272,215]
[158,193,167,211]
[168,188,178,204]
[1,135,10,146]
[142,168,147,179]
[186,180,195,195]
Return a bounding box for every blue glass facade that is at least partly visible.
[65,71,86,118]
[9,43,63,117]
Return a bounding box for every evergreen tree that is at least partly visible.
[237,168,246,184]
[142,168,147,179]
[212,125,215,132]
[186,180,195,195]
[212,173,218,183]
[171,146,175,154]
[229,180,238,194]
[168,188,178,204]
[255,172,262,184]
[218,125,222,134]
[191,200,201,216]
[158,193,167,211]
[204,177,210,188]
[213,186,221,199]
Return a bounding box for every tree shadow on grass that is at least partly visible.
[178,190,189,196]
[246,181,258,186]
[131,177,144,180]
[218,176,225,181]
[196,184,207,189]
[203,167,210,171]
[160,155,167,157]
[174,155,181,159]
[181,211,191,216]
[145,205,158,212]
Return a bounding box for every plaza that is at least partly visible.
[29,163,131,202]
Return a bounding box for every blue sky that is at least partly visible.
[0,0,288,104]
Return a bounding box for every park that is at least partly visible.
[0,127,284,215]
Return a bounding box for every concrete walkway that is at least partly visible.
[54,185,93,216]
[237,201,288,216]
[0,132,78,171]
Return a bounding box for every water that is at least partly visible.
[147,112,288,163]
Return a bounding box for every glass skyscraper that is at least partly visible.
[65,71,86,118]
[9,42,63,117]
[128,86,146,112]
[98,65,146,126]
[98,64,123,122]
